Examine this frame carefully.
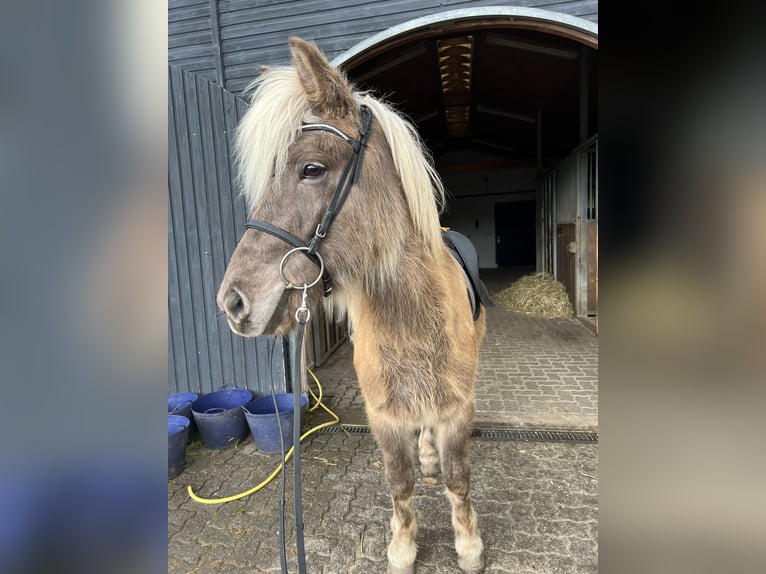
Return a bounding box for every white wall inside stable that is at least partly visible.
[439,151,536,268]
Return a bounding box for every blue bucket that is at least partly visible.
[191,386,252,450]
[168,415,191,479]
[242,394,308,454]
[168,392,198,443]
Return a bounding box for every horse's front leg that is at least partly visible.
[439,420,484,573]
[371,421,418,574]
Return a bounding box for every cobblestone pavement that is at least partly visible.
[169,434,597,573]
[169,274,599,572]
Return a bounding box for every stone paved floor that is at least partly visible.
[169,270,599,572]
[169,434,597,574]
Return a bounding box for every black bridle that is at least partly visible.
[245,104,374,296]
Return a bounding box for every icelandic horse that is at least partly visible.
[217,38,486,573]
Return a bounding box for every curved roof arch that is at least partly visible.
[332,7,597,69]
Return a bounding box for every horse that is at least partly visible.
[217,37,486,574]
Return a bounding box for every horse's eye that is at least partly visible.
[301,163,325,179]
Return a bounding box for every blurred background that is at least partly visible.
[0,1,166,572]
[600,4,766,573]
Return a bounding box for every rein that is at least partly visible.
[245,104,374,297]
[243,105,374,574]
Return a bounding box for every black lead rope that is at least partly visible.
[273,296,310,574]
[292,317,308,574]
[268,342,289,574]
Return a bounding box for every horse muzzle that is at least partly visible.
[217,280,288,337]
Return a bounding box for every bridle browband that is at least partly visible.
[245,104,374,296]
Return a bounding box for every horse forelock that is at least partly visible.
[235,67,446,255]
[235,67,310,211]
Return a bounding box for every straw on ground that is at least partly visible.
[493,272,574,318]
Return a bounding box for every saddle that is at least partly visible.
[441,229,495,322]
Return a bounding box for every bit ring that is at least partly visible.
[278,247,324,290]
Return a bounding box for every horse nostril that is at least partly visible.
[223,288,248,322]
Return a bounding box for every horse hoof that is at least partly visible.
[458,552,485,573]
[387,563,415,574]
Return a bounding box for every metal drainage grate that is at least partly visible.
[327,425,369,435]
[316,425,597,444]
[470,428,597,444]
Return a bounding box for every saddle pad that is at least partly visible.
[442,229,495,321]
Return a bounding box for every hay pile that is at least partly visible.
[494,272,574,318]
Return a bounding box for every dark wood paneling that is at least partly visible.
[168,0,214,80]
[170,0,597,92]
[168,66,287,396]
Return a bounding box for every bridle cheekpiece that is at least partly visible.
[245,104,374,298]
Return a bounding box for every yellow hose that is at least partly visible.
[187,368,340,504]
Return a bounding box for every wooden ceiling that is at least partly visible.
[345,28,597,167]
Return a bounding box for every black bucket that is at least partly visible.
[168,415,191,479]
[242,393,308,454]
[168,392,198,443]
[191,386,252,450]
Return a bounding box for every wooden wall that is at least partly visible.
[168,66,288,396]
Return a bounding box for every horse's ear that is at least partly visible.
[289,37,355,120]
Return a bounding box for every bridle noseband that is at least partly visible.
[245,105,374,297]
